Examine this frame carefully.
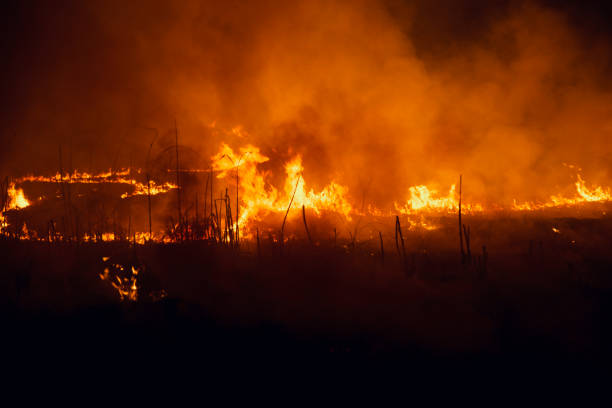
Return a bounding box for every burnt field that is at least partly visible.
[3,214,612,378]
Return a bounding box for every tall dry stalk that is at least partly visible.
[462,224,471,264]
[280,175,301,245]
[302,205,313,244]
[459,174,465,264]
[175,119,181,231]
[395,216,406,261]
[236,165,239,247]
[256,227,261,258]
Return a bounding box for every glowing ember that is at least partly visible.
[99,262,139,301]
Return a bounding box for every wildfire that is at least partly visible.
[120,180,178,199]
[15,168,178,200]
[1,183,30,231]
[6,183,30,210]
[2,136,612,243]
[211,143,353,234]
[16,168,131,184]
[392,183,484,216]
[512,173,612,211]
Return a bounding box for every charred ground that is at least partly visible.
[3,213,612,380]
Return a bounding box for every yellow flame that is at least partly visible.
[15,169,177,200]
[212,144,353,235]
[512,173,611,211]
[6,183,30,210]
[395,184,484,215]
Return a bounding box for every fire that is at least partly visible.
[394,184,484,215]
[512,173,611,211]
[574,174,611,202]
[16,168,131,184]
[16,168,177,200]
[1,183,30,232]
[99,262,139,301]
[281,156,352,219]
[395,184,458,214]
[212,143,353,234]
[120,180,178,199]
[7,183,30,210]
[2,134,612,243]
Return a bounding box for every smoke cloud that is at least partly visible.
[2,0,612,207]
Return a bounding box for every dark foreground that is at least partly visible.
[2,216,612,386]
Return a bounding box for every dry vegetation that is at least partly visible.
[3,211,612,377]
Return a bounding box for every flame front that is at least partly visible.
[512,173,612,211]
[2,136,612,242]
[16,169,177,200]
[211,144,353,235]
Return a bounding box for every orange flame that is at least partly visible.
[212,144,353,234]
[6,183,30,210]
[16,169,177,200]
[512,173,611,210]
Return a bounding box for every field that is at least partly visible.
[3,212,612,381]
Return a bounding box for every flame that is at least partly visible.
[3,135,612,243]
[99,262,139,301]
[6,183,30,210]
[120,180,178,199]
[574,174,612,202]
[16,168,131,184]
[1,183,30,233]
[512,173,611,211]
[281,156,353,219]
[211,144,353,234]
[395,185,457,214]
[15,168,177,200]
[394,184,484,215]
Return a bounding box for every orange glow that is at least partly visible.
[3,138,612,243]
[512,173,611,211]
[16,169,177,200]
[7,183,30,210]
[1,183,30,233]
[211,143,353,235]
[99,263,139,301]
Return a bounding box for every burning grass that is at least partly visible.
[3,140,611,244]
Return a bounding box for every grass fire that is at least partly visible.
[2,0,612,385]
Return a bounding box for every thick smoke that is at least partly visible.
[2,0,612,207]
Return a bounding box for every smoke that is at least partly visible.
[2,0,612,207]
